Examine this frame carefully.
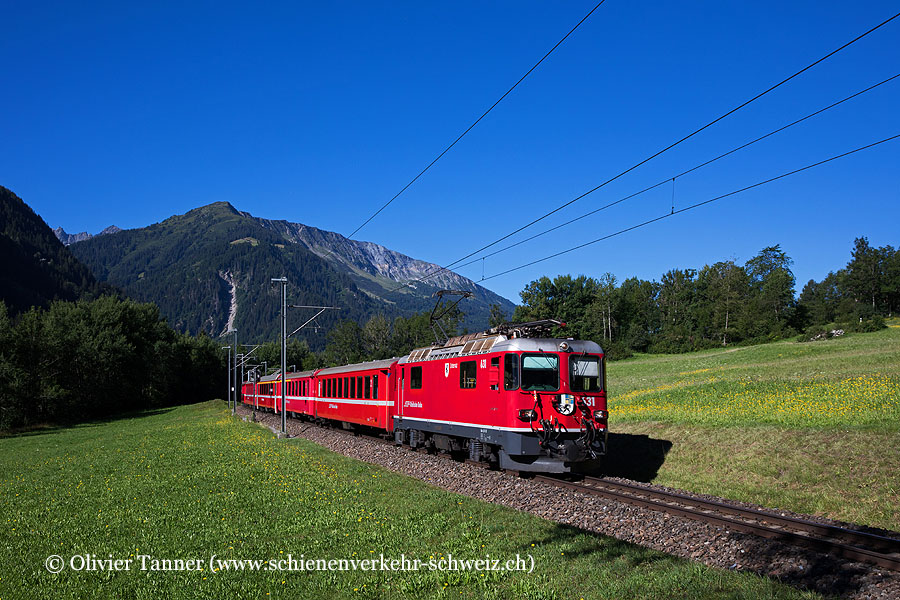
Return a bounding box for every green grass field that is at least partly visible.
[606,327,900,530]
[0,402,813,600]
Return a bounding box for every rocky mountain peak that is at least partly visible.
[54,225,121,246]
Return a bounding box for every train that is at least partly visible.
[240,320,607,473]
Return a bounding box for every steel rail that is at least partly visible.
[534,475,900,571]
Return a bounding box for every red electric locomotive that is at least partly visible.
[392,321,607,473]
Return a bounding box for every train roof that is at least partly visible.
[398,319,603,363]
[316,357,399,376]
[258,370,315,382]
[398,336,602,363]
[497,337,603,354]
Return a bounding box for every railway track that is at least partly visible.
[533,474,900,571]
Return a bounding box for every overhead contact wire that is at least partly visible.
[397,11,900,290]
[444,71,900,271]
[478,133,900,281]
[345,1,608,241]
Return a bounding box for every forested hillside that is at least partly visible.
[0,186,106,314]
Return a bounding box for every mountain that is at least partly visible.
[248,215,513,317]
[0,186,105,315]
[54,225,122,246]
[68,202,515,348]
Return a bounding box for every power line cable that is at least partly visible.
[344,1,608,241]
[394,10,900,291]
[477,133,900,282]
[440,71,900,272]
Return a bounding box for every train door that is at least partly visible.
[489,356,501,391]
[398,368,405,417]
[376,373,386,428]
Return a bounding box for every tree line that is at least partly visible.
[0,296,224,431]
[799,237,900,326]
[510,238,896,359]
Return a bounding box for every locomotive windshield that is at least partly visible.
[521,354,559,391]
[570,355,602,392]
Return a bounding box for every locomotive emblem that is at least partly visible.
[554,393,576,416]
[444,363,450,378]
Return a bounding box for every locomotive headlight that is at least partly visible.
[518,409,538,422]
[555,394,576,416]
[593,409,608,420]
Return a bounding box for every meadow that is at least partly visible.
[606,327,900,530]
[0,402,813,600]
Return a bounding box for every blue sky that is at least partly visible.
[2,1,898,304]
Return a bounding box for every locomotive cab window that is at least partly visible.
[521,354,559,391]
[460,361,477,389]
[410,366,423,389]
[569,356,600,392]
[504,354,519,390]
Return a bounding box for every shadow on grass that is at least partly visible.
[0,406,180,439]
[522,521,679,567]
[598,432,673,482]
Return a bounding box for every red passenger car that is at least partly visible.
[245,371,315,414]
[313,359,395,430]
